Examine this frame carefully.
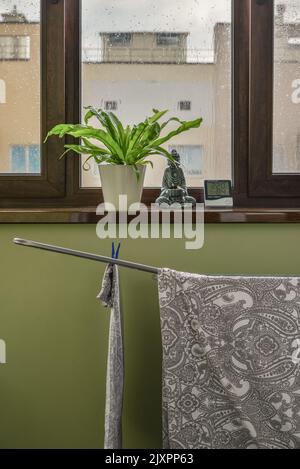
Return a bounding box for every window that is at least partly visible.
[273,144,287,173]
[0,78,5,103]
[0,1,66,203]
[157,33,181,47]
[288,37,300,46]
[10,145,41,174]
[235,0,300,207]
[107,33,132,46]
[11,146,26,173]
[0,0,233,208]
[104,100,118,111]
[2,0,300,211]
[0,35,30,60]
[168,145,203,185]
[179,101,191,111]
[0,4,40,177]
[81,0,232,191]
[273,1,300,174]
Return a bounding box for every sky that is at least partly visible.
[81,0,231,50]
[1,0,300,52]
[0,0,231,51]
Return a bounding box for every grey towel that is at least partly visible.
[98,264,124,449]
[158,269,300,449]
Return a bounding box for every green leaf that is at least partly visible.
[151,118,203,147]
[127,122,148,153]
[81,138,110,154]
[82,155,107,171]
[160,117,185,131]
[44,110,203,170]
[62,144,108,158]
[44,124,77,142]
[140,160,154,169]
[58,125,125,162]
[85,107,120,143]
[107,111,126,145]
[148,109,168,124]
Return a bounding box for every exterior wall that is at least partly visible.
[0,22,40,173]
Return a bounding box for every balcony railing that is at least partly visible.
[82,47,215,64]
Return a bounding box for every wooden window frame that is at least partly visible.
[234,0,300,207]
[2,0,299,210]
[0,0,229,208]
[0,0,66,207]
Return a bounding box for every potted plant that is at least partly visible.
[45,107,203,208]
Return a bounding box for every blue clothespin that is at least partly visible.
[112,242,121,260]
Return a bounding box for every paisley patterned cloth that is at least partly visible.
[98,265,124,449]
[158,269,300,449]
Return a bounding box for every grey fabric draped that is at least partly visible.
[98,264,124,450]
[158,269,300,449]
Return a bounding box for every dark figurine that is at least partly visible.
[155,150,196,207]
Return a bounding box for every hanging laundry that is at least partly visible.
[98,264,124,449]
[158,269,300,449]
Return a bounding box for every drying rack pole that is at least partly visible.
[13,238,159,275]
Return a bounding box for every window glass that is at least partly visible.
[168,144,203,185]
[108,33,132,46]
[28,144,40,173]
[0,1,40,175]
[10,144,40,174]
[273,1,300,173]
[81,0,232,188]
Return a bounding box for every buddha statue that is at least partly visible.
[155,150,197,207]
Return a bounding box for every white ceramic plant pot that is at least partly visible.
[98,164,146,211]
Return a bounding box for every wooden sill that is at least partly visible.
[1,207,300,223]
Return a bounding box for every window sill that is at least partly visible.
[1,207,300,224]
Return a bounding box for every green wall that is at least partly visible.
[0,223,300,449]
